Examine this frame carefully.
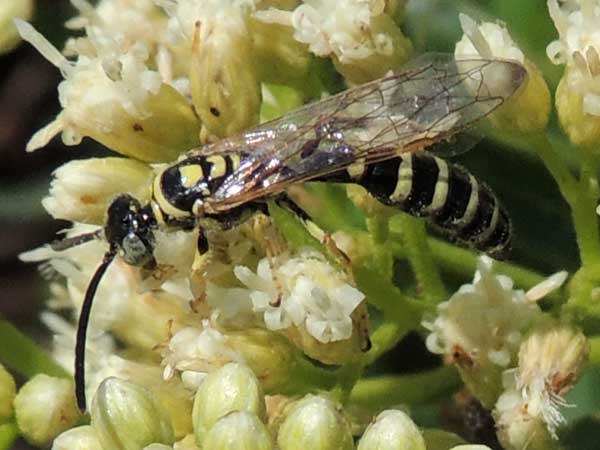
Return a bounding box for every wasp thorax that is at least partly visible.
[105,194,156,268]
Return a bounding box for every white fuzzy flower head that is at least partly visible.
[455,13,550,134]
[456,13,524,63]
[547,0,600,115]
[257,0,386,62]
[234,248,365,345]
[423,256,566,407]
[15,19,161,147]
[15,19,199,161]
[161,322,245,390]
[494,322,588,449]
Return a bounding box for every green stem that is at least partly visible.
[0,422,18,450]
[391,236,556,298]
[349,366,461,411]
[529,133,600,271]
[0,319,69,379]
[570,155,600,270]
[364,320,410,366]
[589,336,600,365]
[282,357,339,395]
[395,215,447,304]
[526,133,579,203]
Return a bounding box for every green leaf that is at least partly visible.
[0,319,69,380]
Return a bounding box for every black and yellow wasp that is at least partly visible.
[50,53,526,410]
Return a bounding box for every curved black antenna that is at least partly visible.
[51,229,103,252]
[75,248,116,412]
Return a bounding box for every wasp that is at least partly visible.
[49,53,526,410]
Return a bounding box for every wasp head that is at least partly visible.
[105,194,157,269]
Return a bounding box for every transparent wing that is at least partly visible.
[205,53,526,210]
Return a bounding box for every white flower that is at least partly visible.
[255,0,390,63]
[547,0,600,115]
[423,256,566,407]
[156,0,256,42]
[161,322,245,390]
[21,224,194,351]
[456,13,524,62]
[494,323,588,445]
[234,248,365,344]
[15,19,163,151]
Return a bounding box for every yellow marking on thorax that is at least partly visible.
[152,167,191,218]
[207,155,227,179]
[179,164,204,188]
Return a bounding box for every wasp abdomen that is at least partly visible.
[348,153,511,256]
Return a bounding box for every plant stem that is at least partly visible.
[526,133,579,203]
[391,236,555,296]
[365,320,410,366]
[0,319,69,379]
[0,422,18,450]
[570,155,600,270]
[395,215,447,304]
[349,366,461,411]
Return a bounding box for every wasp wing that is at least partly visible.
[205,53,526,211]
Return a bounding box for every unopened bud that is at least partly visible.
[357,409,426,450]
[14,374,80,446]
[190,13,261,138]
[277,395,353,450]
[52,426,102,450]
[225,328,305,393]
[0,0,33,54]
[203,411,274,450]
[91,377,174,450]
[43,157,153,224]
[192,362,266,446]
[0,364,16,423]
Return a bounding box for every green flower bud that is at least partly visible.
[52,426,103,450]
[357,409,426,450]
[203,411,274,450]
[190,11,261,138]
[450,446,492,450]
[91,377,174,450]
[555,68,600,149]
[14,374,80,447]
[333,13,413,84]
[248,17,313,88]
[192,362,266,446]
[277,395,353,450]
[0,0,33,54]
[421,429,466,450]
[0,364,16,423]
[77,83,201,163]
[225,328,306,394]
[174,434,201,450]
[43,157,154,224]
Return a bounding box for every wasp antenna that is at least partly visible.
[75,248,116,412]
[50,229,104,252]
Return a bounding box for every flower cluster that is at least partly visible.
[3,0,596,449]
[424,256,587,450]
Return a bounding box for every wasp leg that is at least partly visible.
[246,213,288,307]
[275,195,370,351]
[275,195,353,274]
[190,202,270,310]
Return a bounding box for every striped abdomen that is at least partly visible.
[334,153,511,257]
